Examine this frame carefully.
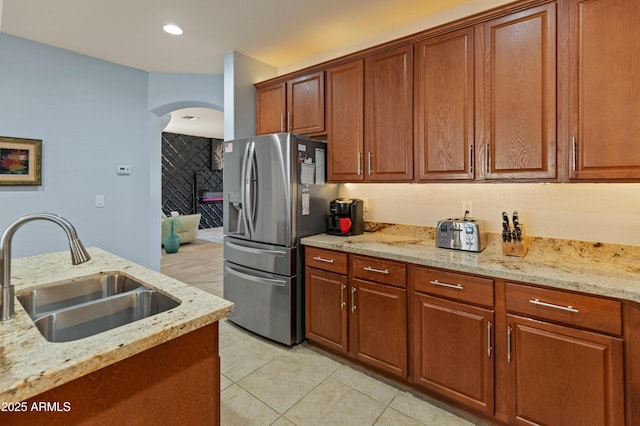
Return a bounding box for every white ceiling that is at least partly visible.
[0,0,477,138]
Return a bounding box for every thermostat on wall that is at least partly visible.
[117,165,131,175]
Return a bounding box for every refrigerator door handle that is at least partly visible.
[244,141,257,237]
[224,265,287,287]
[225,240,286,257]
[239,141,251,238]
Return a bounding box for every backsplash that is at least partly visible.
[341,183,640,246]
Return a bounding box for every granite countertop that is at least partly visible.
[0,247,233,402]
[301,223,640,304]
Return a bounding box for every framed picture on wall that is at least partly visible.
[0,136,42,186]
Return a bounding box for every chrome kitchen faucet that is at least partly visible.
[0,213,91,321]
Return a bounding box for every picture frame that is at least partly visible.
[0,136,42,186]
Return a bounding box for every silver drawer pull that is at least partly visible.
[313,256,334,264]
[429,280,464,290]
[363,266,389,274]
[529,299,579,313]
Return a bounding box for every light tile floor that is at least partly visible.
[219,319,489,426]
[161,241,490,425]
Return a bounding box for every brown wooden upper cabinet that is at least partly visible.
[414,28,475,181]
[327,60,365,181]
[256,71,325,135]
[475,3,557,180]
[257,0,640,183]
[327,48,414,183]
[256,82,286,135]
[569,0,640,180]
[365,45,414,181]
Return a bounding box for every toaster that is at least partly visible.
[436,218,487,252]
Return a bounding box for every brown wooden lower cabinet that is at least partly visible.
[305,267,348,354]
[304,248,631,425]
[506,314,624,426]
[305,268,408,379]
[349,278,408,378]
[413,293,494,416]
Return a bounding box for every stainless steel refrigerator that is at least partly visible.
[222,133,337,345]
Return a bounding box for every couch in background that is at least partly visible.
[161,212,201,245]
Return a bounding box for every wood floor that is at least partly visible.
[160,240,224,297]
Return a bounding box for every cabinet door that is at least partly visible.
[413,293,494,416]
[477,3,556,180]
[349,278,408,378]
[365,45,414,181]
[327,60,365,182]
[257,83,286,135]
[507,314,624,426]
[415,28,475,181]
[305,268,347,354]
[569,0,640,179]
[287,71,325,135]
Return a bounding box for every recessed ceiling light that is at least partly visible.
[182,115,199,121]
[163,24,184,35]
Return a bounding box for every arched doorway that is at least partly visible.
[161,107,224,230]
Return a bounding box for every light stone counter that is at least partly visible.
[0,247,233,402]
[301,223,640,303]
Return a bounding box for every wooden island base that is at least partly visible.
[2,322,220,426]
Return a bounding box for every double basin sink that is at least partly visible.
[17,273,181,343]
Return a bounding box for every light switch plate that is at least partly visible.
[117,165,131,175]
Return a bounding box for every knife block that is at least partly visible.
[502,225,528,257]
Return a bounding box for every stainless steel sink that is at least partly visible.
[17,274,181,343]
[17,273,143,317]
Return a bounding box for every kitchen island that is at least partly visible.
[0,247,232,425]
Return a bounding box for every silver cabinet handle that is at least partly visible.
[364,266,389,274]
[357,152,362,176]
[507,326,512,363]
[341,284,346,310]
[469,144,474,174]
[429,280,464,290]
[571,136,577,172]
[287,111,292,131]
[368,152,373,175]
[313,256,334,264]
[280,113,285,132]
[485,143,491,173]
[351,287,356,313]
[487,321,493,357]
[529,299,579,313]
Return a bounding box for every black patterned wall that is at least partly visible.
[162,132,223,228]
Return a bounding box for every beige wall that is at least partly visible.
[279,0,514,75]
[340,183,640,246]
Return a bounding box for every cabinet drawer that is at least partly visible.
[351,255,406,288]
[505,283,622,336]
[412,266,494,308]
[305,247,348,274]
